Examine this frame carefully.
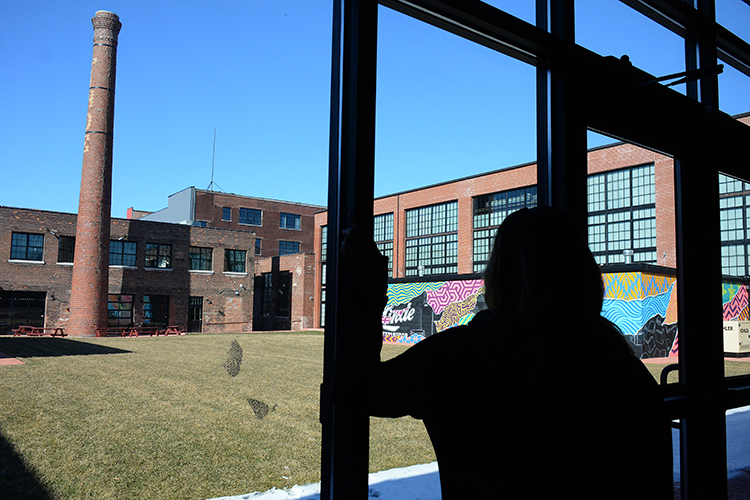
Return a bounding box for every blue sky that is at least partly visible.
[1,1,748,218]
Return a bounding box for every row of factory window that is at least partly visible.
[9,235,302,272]
[322,166,750,278]
[321,164,666,277]
[221,207,302,230]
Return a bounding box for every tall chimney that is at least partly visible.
[69,11,121,336]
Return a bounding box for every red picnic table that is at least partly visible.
[12,325,66,337]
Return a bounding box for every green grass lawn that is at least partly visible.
[2,334,750,500]
[0,334,434,500]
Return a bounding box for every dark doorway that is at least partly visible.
[253,260,292,331]
[0,291,46,335]
[188,296,203,332]
[143,295,169,328]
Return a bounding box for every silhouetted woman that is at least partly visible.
[340,207,673,499]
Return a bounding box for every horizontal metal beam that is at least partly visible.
[380,0,556,65]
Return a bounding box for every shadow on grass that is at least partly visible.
[0,337,131,358]
[0,432,54,500]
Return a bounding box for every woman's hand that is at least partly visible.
[339,224,389,318]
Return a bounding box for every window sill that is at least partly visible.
[239,222,262,227]
[223,271,248,277]
[8,259,45,264]
[189,269,215,274]
[57,262,74,266]
[109,265,138,270]
[145,267,173,271]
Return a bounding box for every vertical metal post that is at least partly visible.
[675,154,727,499]
[679,2,727,498]
[321,0,378,499]
[536,0,588,231]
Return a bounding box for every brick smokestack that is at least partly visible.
[69,11,121,336]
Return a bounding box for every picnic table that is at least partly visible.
[94,326,183,337]
[96,327,133,337]
[12,325,66,337]
[161,326,184,336]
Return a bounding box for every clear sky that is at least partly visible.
[1,1,748,218]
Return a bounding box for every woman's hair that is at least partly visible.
[483,207,605,327]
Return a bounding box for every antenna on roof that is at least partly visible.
[207,128,224,192]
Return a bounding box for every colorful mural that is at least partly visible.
[382,272,747,359]
[601,272,678,359]
[382,279,484,344]
[723,282,749,321]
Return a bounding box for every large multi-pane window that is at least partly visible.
[280,213,301,230]
[719,173,750,277]
[239,208,262,226]
[279,240,300,256]
[405,201,458,276]
[472,186,537,272]
[145,243,172,269]
[587,164,656,265]
[189,246,212,271]
[374,212,394,273]
[57,236,75,263]
[110,240,137,267]
[320,226,327,328]
[10,232,44,261]
[107,294,133,327]
[224,249,246,273]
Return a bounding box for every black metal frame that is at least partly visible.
[322,1,750,498]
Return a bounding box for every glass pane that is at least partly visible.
[717,60,750,118]
[587,134,679,386]
[375,6,536,200]
[482,0,535,25]
[716,0,750,42]
[575,0,686,94]
[719,172,750,381]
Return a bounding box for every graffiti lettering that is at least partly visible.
[382,302,416,325]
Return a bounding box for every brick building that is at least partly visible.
[0,206,256,335]
[314,114,750,331]
[128,186,325,331]
[131,186,324,259]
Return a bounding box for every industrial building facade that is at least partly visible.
[131,186,324,259]
[0,206,257,335]
[314,114,750,332]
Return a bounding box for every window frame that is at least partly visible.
[472,186,538,272]
[280,212,302,230]
[279,240,301,256]
[109,240,138,267]
[10,232,44,262]
[189,246,213,271]
[404,201,458,276]
[57,235,75,264]
[145,243,172,269]
[239,207,262,226]
[586,164,657,265]
[224,249,247,273]
[719,173,750,277]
